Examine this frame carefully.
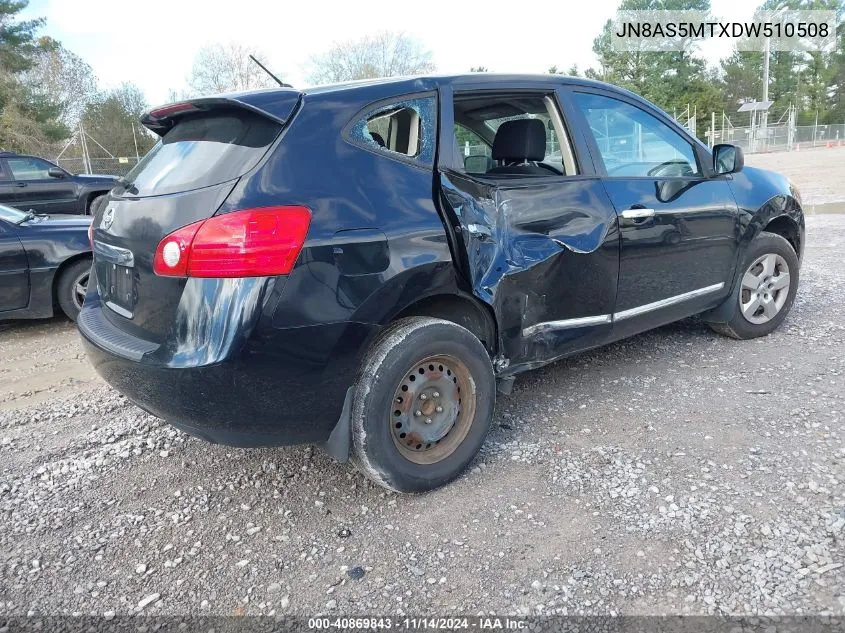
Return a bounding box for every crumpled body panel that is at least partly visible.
[440,172,620,372]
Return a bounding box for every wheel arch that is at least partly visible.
[85,191,110,214]
[390,293,498,356]
[52,252,92,307]
[762,214,801,259]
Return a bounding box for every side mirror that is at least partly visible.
[47,167,66,178]
[713,144,744,175]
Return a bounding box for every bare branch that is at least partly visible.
[307,32,435,84]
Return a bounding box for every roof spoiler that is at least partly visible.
[141,89,303,136]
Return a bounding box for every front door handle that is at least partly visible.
[15,182,27,188]
[621,208,655,219]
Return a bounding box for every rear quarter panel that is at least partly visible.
[213,81,459,437]
[221,81,457,333]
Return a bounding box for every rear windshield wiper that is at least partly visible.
[116,176,138,195]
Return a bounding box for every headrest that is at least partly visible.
[492,119,546,162]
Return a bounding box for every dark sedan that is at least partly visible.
[79,74,803,492]
[0,204,92,322]
[0,152,116,215]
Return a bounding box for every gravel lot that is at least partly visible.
[0,152,843,617]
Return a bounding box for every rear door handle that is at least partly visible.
[621,208,655,219]
[15,182,27,188]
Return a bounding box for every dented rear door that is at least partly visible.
[436,85,620,373]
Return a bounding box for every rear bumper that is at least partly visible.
[78,299,378,447]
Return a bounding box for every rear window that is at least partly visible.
[124,109,281,197]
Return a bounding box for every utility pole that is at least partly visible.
[711,111,716,147]
[761,35,770,148]
[79,122,92,174]
[131,123,140,162]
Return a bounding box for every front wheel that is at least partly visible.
[351,317,495,493]
[708,231,799,340]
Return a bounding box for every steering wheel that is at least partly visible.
[538,162,563,175]
[647,160,694,178]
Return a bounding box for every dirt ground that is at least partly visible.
[0,151,843,617]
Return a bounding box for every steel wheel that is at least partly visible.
[739,252,790,325]
[72,269,89,312]
[389,354,477,465]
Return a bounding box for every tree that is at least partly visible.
[0,0,42,73]
[187,43,279,95]
[0,1,69,152]
[23,36,97,126]
[549,64,580,76]
[585,0,727,137]
[307,32,435,84]
[470,66,488,72]
[78,82,155,161]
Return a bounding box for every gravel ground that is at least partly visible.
[0,218,843,617]
[747,146,845,207]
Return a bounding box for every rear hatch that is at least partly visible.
[91,91,301,343]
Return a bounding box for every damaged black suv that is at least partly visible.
[79,74,803,492]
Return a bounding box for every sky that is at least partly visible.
[23,0,762,106]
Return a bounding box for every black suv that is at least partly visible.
[0,152,116,215]
[79,75,804,493]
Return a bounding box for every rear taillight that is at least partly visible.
[153,206,311,278]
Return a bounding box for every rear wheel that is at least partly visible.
[351,317,495,492]
[57,258,91,322]
[708,231,799,340]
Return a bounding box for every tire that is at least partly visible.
[87,194,106,216]
[56,258,92,322]
[351,317,495,493]
[708,231,799,340]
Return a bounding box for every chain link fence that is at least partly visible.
[56,157,141,177]
[713,124,845,153]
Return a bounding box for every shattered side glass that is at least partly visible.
[350,96,437,165]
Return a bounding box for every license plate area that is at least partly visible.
[93,240,136,318]
[99,261,136,318]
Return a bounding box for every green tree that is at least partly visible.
[79,83,155,161]
[0,1,70,152]
[0,0,42,73]
[585,0,726,137]
[24,36,97,126]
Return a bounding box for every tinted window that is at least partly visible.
[7,157,55,180]
[123,110,281,197]
[574,93,700,178]
[350,96,436,165]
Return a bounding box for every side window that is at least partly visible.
[349,96,436,165]
[455,124,491,173]
[7,157,54,180]
[573,92,701,178]
[452,93,577,176]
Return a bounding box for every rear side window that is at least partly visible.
[124,109,281,197]
[348,96,436,165]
